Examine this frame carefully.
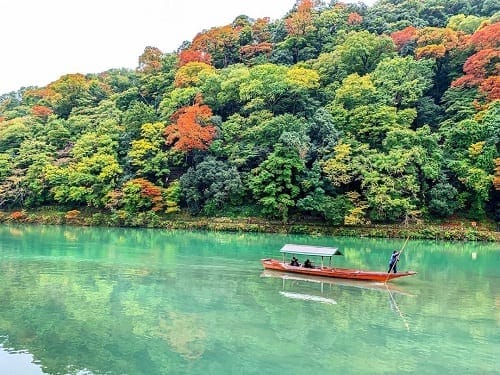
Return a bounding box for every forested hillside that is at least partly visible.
[0,0,499,226]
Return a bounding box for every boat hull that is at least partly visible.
[261,258,416,282]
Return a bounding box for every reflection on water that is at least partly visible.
[0,224,499,374]
[0,345,44,375]
[278,291,337,304]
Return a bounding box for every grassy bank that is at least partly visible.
[0,208,498,242]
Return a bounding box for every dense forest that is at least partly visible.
[0,0,499,227]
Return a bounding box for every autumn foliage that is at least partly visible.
[10,211,25,220]
[190,25,240,67]
[164,98,216,152]
[178,49,212,67]
[174,62,215,88]
[252,18,271,43]
[0,0,498,227]
[347,12,363,26]
[138,46,163,73]
[451,23,500,100]
[124,178,164,211]
[479,76,500,100]
[240,43,273,61]
[469,23,500,50]
[285,0,316,37]
[31,105,53,119]
[391,26,417,51]
[415,27,467,59]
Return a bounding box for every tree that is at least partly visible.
[129,122,170,182]
[371,56,434,109]
[190,24,241,68]
[180,157,243,215]
[447,14,485,34]
[238,63,319,115]
[122,101,158,140]
[440,102,498,218]
[31,105,53,121]
[41,74,109,118]
[285,0,317,37]
[360,149,420,222]
[138,46,164,73]
[428,181,459,217]
[333,73,378,110]
[415,27,464,60]
[330,98,416,149]
[174,62,216,88]
[322,141,359,187]
[178,49,212,67]
[249,144,305,222]
[469,22,500,50]
[333,31,396,77]
[391,26,418,55]
[164,99,216,152]
[122,178,164,212]
[451,48,500,101]
[415,26,470,100]
[0,118,31,152]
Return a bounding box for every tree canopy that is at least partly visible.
[0,0,498,224]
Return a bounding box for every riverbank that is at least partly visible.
[0,208,498,242]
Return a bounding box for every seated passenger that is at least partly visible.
[304,259,313,268]
[290,256,299,266]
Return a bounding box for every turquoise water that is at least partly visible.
[0,224,498,374]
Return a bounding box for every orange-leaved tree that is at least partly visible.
[138,46,164,73]
[469,22,500,50]
[164,96,216,152]
[451,23,500,101]
[122,178,164,212]
[285,0,317,37]
[391,26,418,53]
[31,105,53,120]
[415,27,466,60]
[178,49,212,67]
[190,24,240,67]
[347,12,363,26]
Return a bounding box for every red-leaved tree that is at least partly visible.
[178,49,212,67]
[391,26,418,52]
[31,105,53,120]
[164,97,216,152]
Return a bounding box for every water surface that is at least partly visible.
[0,225,498,374]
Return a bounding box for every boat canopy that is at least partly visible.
[280,244,343,257]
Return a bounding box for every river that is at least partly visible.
[0,224,498,374]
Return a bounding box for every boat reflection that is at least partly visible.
[278,291,337,305]
[261,269,413,330]
[261,269,413,296]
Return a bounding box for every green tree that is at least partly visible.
[180,157,244,215]
[447,14,485,34]
[371,56,434,109]
[128,122,170,182]
[249,144,305,222]
[333,31,396,77]
[428,181,459,217]
[441,103,498,218]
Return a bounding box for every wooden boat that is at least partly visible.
[261,244,417,283]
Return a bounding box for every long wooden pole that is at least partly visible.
[384,235,410,284]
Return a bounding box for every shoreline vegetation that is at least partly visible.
[1,208,498,242]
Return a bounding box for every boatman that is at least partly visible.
[387,250,400,273]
